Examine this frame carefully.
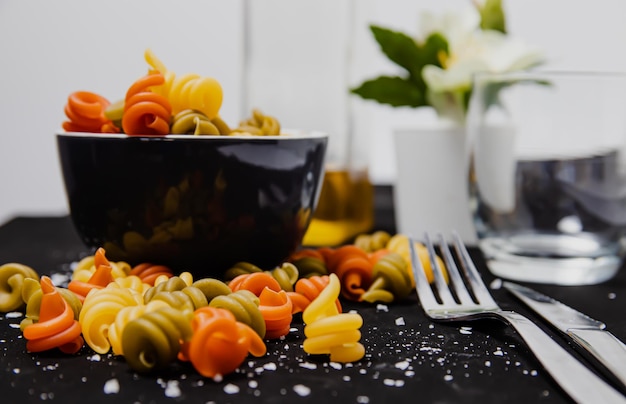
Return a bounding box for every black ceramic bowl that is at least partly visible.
[57,131,328,277]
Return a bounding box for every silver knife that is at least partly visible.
[503,281,626,389]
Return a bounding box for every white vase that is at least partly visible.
[392,123,477,244]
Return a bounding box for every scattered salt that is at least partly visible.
[490,278,503,289]
[12,368,20,374]
[383,379,404,387]
[394,361,410,370]
[356,396,370,403]
[609,292,617,300]
[329,362,342,370]
[376,304,389,312]
[395,317,405,326]
[459,326,472,335]
[164,380,181,398]
[103,378,120,394]
[223,383,239,394]
[443,375,454,382]
[299,362,317,370]
[293,384,311,397]
[6,312,22,318]
[263,362,277,371]
[9,323,20,329]
[50,272,71,286]
[87,354,102,362]
[484,360,491,367]
[248,380,258,388]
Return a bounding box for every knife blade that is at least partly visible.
[503,281,626,389]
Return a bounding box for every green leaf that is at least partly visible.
[369,26,423,79]
[420,33,449,70]
[478,0,507,33]
[350,76,427,108]
[369,25,448,88]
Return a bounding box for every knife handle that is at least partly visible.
[499,311,626,403]
[569,329,626,390]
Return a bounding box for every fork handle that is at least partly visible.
[499,311,626,403]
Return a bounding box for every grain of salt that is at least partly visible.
[103,378,120,394]
[394,361,410,370]
[223,383,239,394]
[293,384,311,397]
[164,380,181,398]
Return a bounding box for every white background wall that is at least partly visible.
[1,0,626,225]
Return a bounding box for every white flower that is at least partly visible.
[416,7,479,48]
[422,30,543,93]
[416,7,543,122]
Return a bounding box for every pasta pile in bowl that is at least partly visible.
[56,49,328,277]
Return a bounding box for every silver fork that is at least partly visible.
[410,232,625,404]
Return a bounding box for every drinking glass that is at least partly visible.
[466,71,626,285]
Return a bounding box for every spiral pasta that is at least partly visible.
[129,263,173,286]
[354,230,392,253]
[170,109,222,135]
[0,262,39,312]
[302,274,365,363]
[68,263,114,302]
[143,275,189,302]
[122,306,194,373]
[209,289,266,338]
[232,108,281,136]
[79,284,143,354]
[289,256,328,278]
[62,91,114,133]
[325,245,373,301]
[360,252,412,303]
[287,275,341,314]
[20,278,83,331]
[112,275,151,295]
[108,300,171,356]
[191,277,232,302]
[71,248,130,282]
[182,307,266,379]
[228,272,282,296]
[258,287,293,340]
[122,72,172,136]
[144,48,223,120]
[223,262,263,281]
[386,234,448,285]
[149,287,208,312]
[23,277,84,354]
[265,262,299,293]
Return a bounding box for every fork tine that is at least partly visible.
[423,233,456,306]
[435,233,475,305]
[409,236,439,309]
[451,232,498,307]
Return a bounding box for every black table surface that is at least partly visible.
[2,194,626,403]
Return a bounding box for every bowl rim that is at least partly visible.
[56,129,329,140]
